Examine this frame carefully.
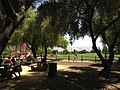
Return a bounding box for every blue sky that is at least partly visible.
[64,35,103,51]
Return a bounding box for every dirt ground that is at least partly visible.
[0,61,120,90]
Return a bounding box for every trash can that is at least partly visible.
[48,63,57,78]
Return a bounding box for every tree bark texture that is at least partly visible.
[44,46,47,64]
[0,0,35,55]
[31,46,37,58]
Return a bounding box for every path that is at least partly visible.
[0,61,120,90]
[21,61,102,75]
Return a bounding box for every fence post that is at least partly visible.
[68,55,70,62]
[81,55,83,62]
[95,56,96,62]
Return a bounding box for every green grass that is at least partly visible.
[47,53,120,62]
[48,53,98,62]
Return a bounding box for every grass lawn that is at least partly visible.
[47,53,99,62]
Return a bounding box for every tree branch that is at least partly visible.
[0,0,35,55]
[111,30,120,47]
[96,16,120,39]
[101,32,109,47]
[103,17,120,32]
[1,0,16,17]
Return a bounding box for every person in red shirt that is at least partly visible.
[3,56,12,66]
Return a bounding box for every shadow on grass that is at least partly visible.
[0,65,120,90]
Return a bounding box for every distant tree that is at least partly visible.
[80,49,88,54]
[63,49,69,55]
[90,49,95,53]
[56,34,68,49]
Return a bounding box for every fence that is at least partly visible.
[79,56,100,62]
[48,54,120,62]
[75,55,119,62]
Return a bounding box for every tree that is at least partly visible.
[84,0,120,78]
[37,0,120,78]
[19,8,38,58]
[3,6,38,58]
[0,0,38,55]
[31,5,69,60]
[56,34,68,49]
[19,7,68,59]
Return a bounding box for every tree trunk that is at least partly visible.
[100,60,111,78]
[0,21,21,55]
[31,46,37,58]
[89,14,115,78]
[27,44,37,58]
[99,46,114,78]
[43,46,47,64]
[92,39,112,78]
[0,0,35,56]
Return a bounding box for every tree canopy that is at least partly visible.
[7,6,68,58]
[36,0,120,78]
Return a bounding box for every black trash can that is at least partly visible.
[48,63,57,78]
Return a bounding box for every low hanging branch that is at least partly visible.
[95,16,120,40]
[0,0,35,55]
[1,0,16,17]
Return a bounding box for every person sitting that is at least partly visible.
[0,56,13,79]
[11,57,22,78]
[41,56,46,66]
[2,56,12,69]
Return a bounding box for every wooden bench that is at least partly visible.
[0,66,12,79]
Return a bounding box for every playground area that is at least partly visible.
[0,60,120,90]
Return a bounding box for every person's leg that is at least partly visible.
[12,71,17,78]
[18,71,20,77]
[12,68,18,78]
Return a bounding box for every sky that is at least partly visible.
[64,35,103,51]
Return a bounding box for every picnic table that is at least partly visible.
[29,59,51,71]
[0,66,4,69]
[32,59,51,66]
[33,61,42,67]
